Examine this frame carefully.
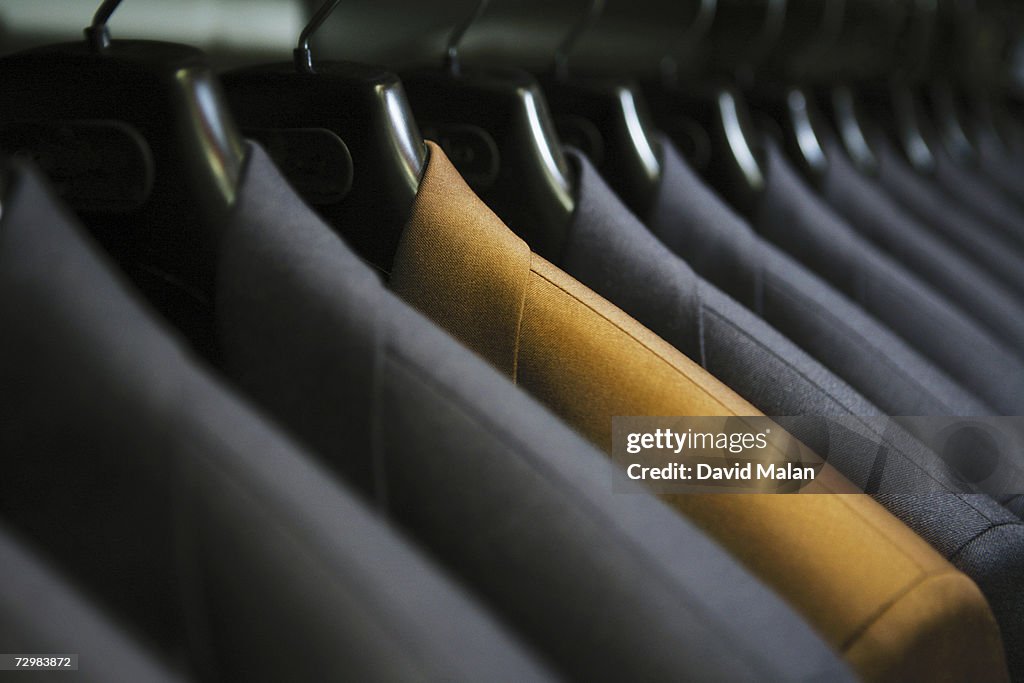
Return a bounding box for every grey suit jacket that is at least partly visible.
[209,142,855,682]
[820,135,1024,354]
[932,140,1024,246]
[873,133,1024,301]
[0,524,184,683]
[640,140,1024,677]
[647,137,989,418]
[559,147,964,492]
[977,128,1024,209]
[758,139,1024,415]
[0,158,553,683]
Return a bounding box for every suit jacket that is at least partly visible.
[643,139,1024,676]
[0,524,183,683]
[646,137,990,418]
[820,135,1024,354]
[976,129,1024,208]
[566,140,1024,489]
[0,159,553,683]
[390,142,1009,683]
[558,146,992,495]
[872,133,1024,300]
[211,142,854,682]
[757,139,1024,415]
[931,140,1024,246]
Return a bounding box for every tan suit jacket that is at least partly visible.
[389,142,1009,683]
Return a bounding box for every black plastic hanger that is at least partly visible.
[922,0,980,165]
[645,0,768,215]
[0,0,244,273]
[941,1,1024,165]
[220,0,426,273]
[747,82,831,188]
[646,0,717,172]
[743,0,839,187]
[0,0,246,357]
[537,0,662,218]
[820,84,880,175]
[783,0,880,176]
[937,0,1024,154]
[400,0,575,262]
[930,81,978,164]
[857,0,939,174]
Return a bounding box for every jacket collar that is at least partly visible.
[219,141,387,498]
[390,142,531,379]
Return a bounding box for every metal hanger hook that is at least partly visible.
[553,0,606,80]
[294,0,342,74]
[445,0,491,76]
[84,0,124,51]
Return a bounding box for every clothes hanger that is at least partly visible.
[818,84,882,177]
[957,1,1024,161]
[0,0,246,357]
[802,0,884,179]
[746,0,838,186]
[0,0,244,278]
[648,0,717,172]
[536,0,662,218]
[981,3,1024,156]
[644,0,769,216]
[798,0,888,176]
[930,81,978,164]
[866,85,938,174]
[400,0,576,262]
[220,0,426,273]
[856,0,939,174]
[924,0,980,165]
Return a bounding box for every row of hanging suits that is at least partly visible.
[4,6,1024,683]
